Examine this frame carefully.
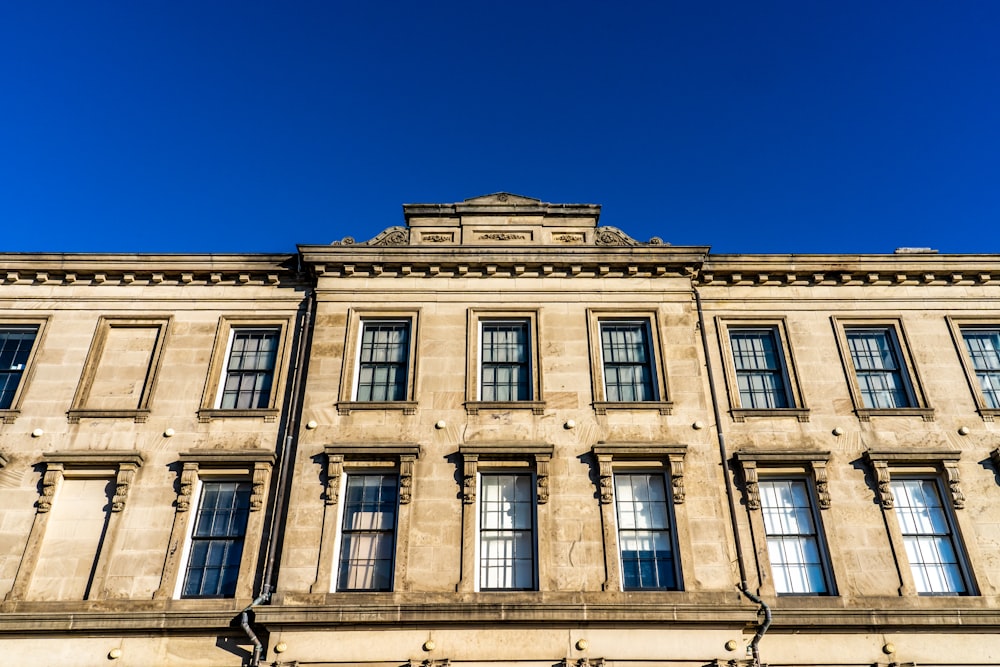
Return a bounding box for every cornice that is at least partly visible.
[699,254,1000,287]
[0,253,304,288]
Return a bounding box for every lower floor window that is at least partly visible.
[479,473,536,590]
[759,479,828,594]
[614,473,677,590]
[182,481,251,598]
[891,478,968,595]
[337,473,398,591]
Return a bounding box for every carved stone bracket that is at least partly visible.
[742,461,761,510]
[871,460,895,509]
[251,462,269,511]
[596,453,614,504]
[177,462,198,512]
[535,454,550,505]
[325,454,343,505]
[667,452,686,504]
[399,454,416,505]
[813,460,831,509]
[112,461,140,512]
[462,454,479,505]
[943,460,965,509]
[37,463,63,513]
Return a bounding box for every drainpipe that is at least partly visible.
[240,279,316,666]
[693,287,771,667]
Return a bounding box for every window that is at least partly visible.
[960,327,1000,409]
[614,473,677,590]
[479,473,536,590]
[730,328,789,409]
[219,328,279,409]
[182,481,252,598]
[0,326,37,409]
[833,319,931,421]
[891,479,968,595]
[845,327,911,409]
[356,321,410,401]
[758,479,828,594]
[601,322,656,402]
[337,474,399,591]
[480,321,530,401]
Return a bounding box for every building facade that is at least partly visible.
[2,194,1000,666]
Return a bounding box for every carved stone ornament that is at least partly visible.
[177,462,198,512]
[112,462,140,512]
[422,233,452,243]
[813,460,831,509]
[597,454,614,504]
[594,226,638,246]
[668,453,685,504]
[399,454,416,505]
[37,463,64,513]
[479,232,526,241]
[741,462,760,510]
[326,454,344,505]
[463,454,479,504]
[362,226,409,247]
[251,462,269,512]
[872,460,894,509]
[943,460,965,509]
[535,454,550,505]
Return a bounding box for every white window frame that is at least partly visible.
[611,470,680,591]
[475,470,539,592]
[757,477,831,595]
[331,469,400,592]
[336,310,419,415]
[586,310,672,415]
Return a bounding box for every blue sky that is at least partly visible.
[1,1,997,254]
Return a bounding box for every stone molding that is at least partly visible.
[322,444,421,506]
[591,443,688,505]
[458,443,554,505]
[38,451,145,513]
[863,450,964,510]
[733,451,832,510]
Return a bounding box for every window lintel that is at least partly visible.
[592,443,687,505]
[734,450,831,510]
[863,449,964,510]
[458,442,552,505]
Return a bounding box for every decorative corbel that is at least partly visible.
[177,462,198,512]
[325,454,344,505]
[872,459,894,509]
[250,462,269,511]
[667,452,685,504]
[112,461,140,512]
[399,454,416,504]
[596,453,614,504]
[741,460,760,510]
[535,453,550,504]
[37,463,64,513]
[462,454,479,504]
[943,460,965,509]
[812,460,830,509]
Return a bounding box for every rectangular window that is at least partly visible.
[615,473,677,590]
[846,327,912,409]
[600,322,656,402]
[356,321,410,401]
[480,320,530,401]
[182,481,251,598]
[219,329,279,409]
[0,326,38,410]
[961,328,1000,409]
[479,473,536,590]
[759,480,828,594]
[891,479,967,595]
[730,328,789,409]
[337,474,398,591]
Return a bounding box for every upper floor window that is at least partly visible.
[614,472,677,590]
[356,321,410,402]
[845,327,911,409]
[960,328,1000,409]
[0,326,38,410]
[480,320,530,401]
[891,478,968,595]
[730,328,789,409]
[759,479,829,594]
[600,322,656,402]
[337,473,399,591]
[182,480,252,598]
[479,472,536,591]
[220,328,279,409]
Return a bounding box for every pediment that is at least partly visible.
[462,193,541,206]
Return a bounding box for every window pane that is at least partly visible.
[891,479,966,595]
[182,481,251,598]
[601,323,656,402]
[730,329,789,409]
[357,322,409,401]
[846,328,911,408]
[963,329,1000,409]
[338,474,398,591]
[220,329,279,409]
[758,479,828,594]
[614,473,677,590]
[479,473,535,590]
[0,327,38,409]
[481,321,531,401]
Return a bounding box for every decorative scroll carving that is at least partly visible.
[325,454,343,505]
[594,226,638,246]
[943,460,965,509]
[596,454,614,504]
[553,233,584,243]
[872,460,894,509]
[535,454,550,504]
[112,462,140,512]
[361,226,409,247]
[37,463,64,513]
[667,453,685,504]
[422,233,452,243]
[742,461,760,510]
[463,454,479,504]
[177,462,198,512]
[399,454,416,504]
[251,462,269,511]
[813,460,831,509]
[331,236,355,246]
[479,232,526,241]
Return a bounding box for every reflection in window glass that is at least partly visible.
[614,473,676,590]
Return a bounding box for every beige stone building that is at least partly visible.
[2,194,1000,666]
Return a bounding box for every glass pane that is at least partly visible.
[891,479,966,594]
[758,479,827,594]
[337,474,398,591]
